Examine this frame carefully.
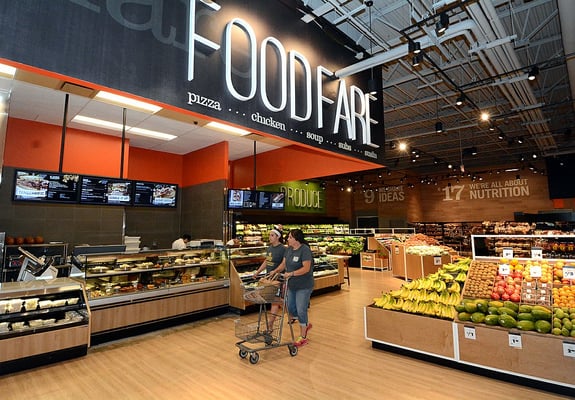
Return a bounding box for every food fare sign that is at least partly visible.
[184,0,384,162]
[1,0,384,162]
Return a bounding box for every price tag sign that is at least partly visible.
[498,264,511,276]
[434,256,442,266]
[563,266,575,280]
[502,247,514,259]
[395,247,399,255]
[464,326,476,340]
[508,333,522,349]
[531,247,543,260]
[530,265,542,279]
[563,342,575,358]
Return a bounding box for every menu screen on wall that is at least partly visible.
[258,191,285,210]
[13,170,80,203]
[227,189,258,209]
[80,177,132,205]
[133,181,178,207]
[227,189,284,210]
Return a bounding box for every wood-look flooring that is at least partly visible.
[0,268,572,400]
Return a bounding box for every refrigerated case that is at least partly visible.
[0,277,90,374]
[75,246,229,343]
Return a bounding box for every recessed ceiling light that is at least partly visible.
[206,121,251,136]
[71,115,176,140]
[95,91,162,114]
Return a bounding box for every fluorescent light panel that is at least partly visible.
[95,91,162,114]
[0,63,16,78]
[71,115,176,140]
[206,121,251,136]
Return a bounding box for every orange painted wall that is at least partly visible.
[4,117,129,177]
[230,145,380,188]
[182,142,229,187]
[128,147,183,185]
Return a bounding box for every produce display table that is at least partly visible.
[364,305,575,392]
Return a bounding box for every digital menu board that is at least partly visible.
[80,176,132,205]
[13,170,80,203]
[227,189,257,209]
[133,181,178,207]
[227,189,284,210]
[257,191,285,210]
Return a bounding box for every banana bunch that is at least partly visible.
[448,281,461,293]
[454,271,467,282]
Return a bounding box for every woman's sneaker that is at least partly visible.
[304,323,313,337]
[294,336,309,347]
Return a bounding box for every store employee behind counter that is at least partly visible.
[172,234,191,250]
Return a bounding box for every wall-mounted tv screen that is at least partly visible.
[13,170,80,203]
[227,189,258,209]
[80,176,132,205]
[133,181,178,207]
[228,189,284,210]
[258,191,285,210]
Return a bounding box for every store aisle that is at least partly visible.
[0,269,571,400]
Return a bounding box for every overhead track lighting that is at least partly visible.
[528,66,539,81]
[435,12,449,35]
[455,95,465,106]
[412,53,423,67]
[435,121,443,133]
[408,40,421,54]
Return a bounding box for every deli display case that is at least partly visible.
[0,277,90,374]
[75,247,229,343]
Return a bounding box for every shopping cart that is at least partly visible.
[235,275,298,364]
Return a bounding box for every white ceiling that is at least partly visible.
[0,76,286,161]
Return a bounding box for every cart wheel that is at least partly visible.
[238,349,248,359]
[264,334,273,345]
[288,345,298,356]
[249,352,260,364]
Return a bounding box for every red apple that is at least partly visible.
[497,287,506,295]
[491,292,500,300]
[505,287,515,295]
[501,293,510,301]
[510,293,521,302]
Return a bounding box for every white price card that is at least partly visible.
[464,326,476,340]
[502,247,514,259]
[531,247,543,260]
[563,266,575,280]
[434,256,442,266]
[508,333,522,349]
[498,264,511,276]
[530,265,542,279]
[563,342,575,358]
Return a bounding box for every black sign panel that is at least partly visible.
[13,170,80,203]
[0,0,384,163]
[133,181,178,207]
[80,177,132,206]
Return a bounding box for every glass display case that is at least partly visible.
[74,247,229,343]
[0,277,90,374]
[77,247,228,306]
[472,234,575,260]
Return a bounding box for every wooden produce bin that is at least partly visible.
[456,322,575,387]
[364,306,455,359]
[390,243,407,279]
[404,254,452,280]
